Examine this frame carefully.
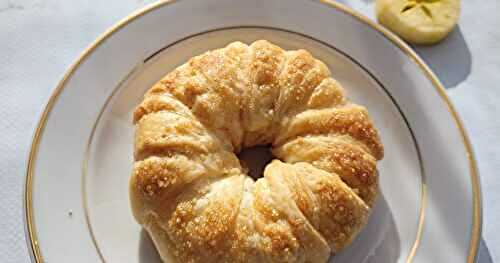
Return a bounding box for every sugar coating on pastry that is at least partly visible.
[130,40,384,263]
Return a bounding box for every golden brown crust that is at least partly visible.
[133,93,193,124]
[130,40,384,263]
[273,135,379,207]
[274,106,384,160]
[241,40,285,147]
[164,175,245,262]
[275,50,330,120]
[134,111,220,161]
[307,78,346,109]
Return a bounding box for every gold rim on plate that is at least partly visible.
[24,0,481,262]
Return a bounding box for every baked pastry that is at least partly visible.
[130,40,384,263]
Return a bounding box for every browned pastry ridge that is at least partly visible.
[130,40,384,263]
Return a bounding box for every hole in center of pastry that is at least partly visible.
[237,145,274,180]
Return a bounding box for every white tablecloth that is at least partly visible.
[0,0,498,262]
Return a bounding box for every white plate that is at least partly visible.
[24,0,481,262]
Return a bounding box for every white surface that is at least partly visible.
[0,0,497,262]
